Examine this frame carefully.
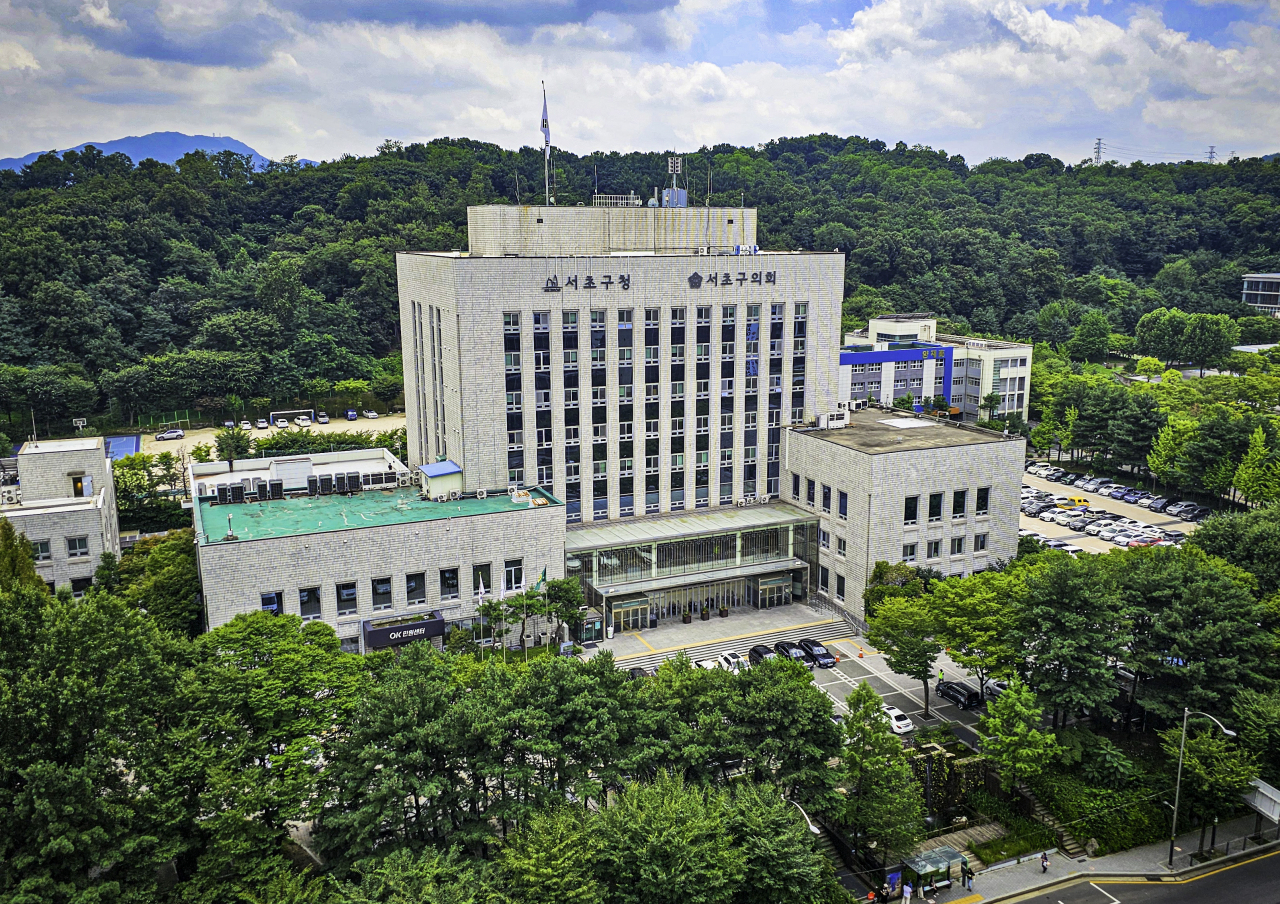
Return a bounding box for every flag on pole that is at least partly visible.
[476,575,486,599]
[540,86,551,157]
[532,566,547,593]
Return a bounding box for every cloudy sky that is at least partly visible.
[1,0,1278,164]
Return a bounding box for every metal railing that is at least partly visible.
[1169,825,1280,871]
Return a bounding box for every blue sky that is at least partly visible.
[1,0,1277,164]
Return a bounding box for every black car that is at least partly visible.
[1024,501,1055,516]
[1182,505,1212,522]
[748,644,777,667]
[935,680,982,709]
[626,667,651,680]
[1147,497,1175,513]
[798,639,837,668]
[774,641,814,669]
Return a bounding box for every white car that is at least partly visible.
[362,409,380,419]
[694,658,722,671]
[154,428,185,441]
[1052,510,1077,527]
[275,418,288,428]
[1059,545,1084,556]
[718,651,748,673]
[1038,510,1059,522]
[1017,528,1039,537]
[294,415,312,427]
[1085,520,1115,536]
[1111,531,1141,546]
[238,420,252,430]
[1098,525,1125,541]
[255,418,269,429]
[882,704,915,734]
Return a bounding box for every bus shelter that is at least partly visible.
[901,847,968,896]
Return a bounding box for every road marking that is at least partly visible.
[1096,846,1279,886]
[947,895,983,904]
[1089,883,1120,904]
[624,631,656,652]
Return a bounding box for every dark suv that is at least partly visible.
[1147,497,1175,513]
[774,641,814,669]
[748,644,777,667]
[798,639,837,668]
[936,680,982,709]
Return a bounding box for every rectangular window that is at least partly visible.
[836,537,847,557]
[671,306,686,324]
[976,486,990,516]
[671,382,685,399]
[672,416,684,435]
[904,495,919,525]
[505,559,524,592]
[593,460,607,477]
[792,473,801,499]
[336,581,358,616]
[928,492,943,522]
[836,575,845,602]
[533,311,550,330]
[66,536,89,558]
[440,568,460,600]
[646,419,659,436]
[927,540,941,559]
[503,312,520,331]
[819,565,829,593]
[473,563,492,596]
[975,533,988,553]
[505,352,521,370]
[695,451,710,467]
[951,537,966,556]
[671,344,685,362]
[32,540,51,562]
[721,341,735,358]
[260,591,282,615]
[591,309,606,327]
[617,308,633,327]
[299,587,322,621]
[672,453,685,468]
[821,484,831,513]
[563,311,578,328]
[838,490,848,520]
[953,489,967,519]
[563,349,578,366]
[372,577,393,611]
[902,544,917,563]
[406,573,426,605]
[806,479,816,505]
[819,529,830,550]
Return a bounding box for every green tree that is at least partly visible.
[861,560,924,620]
[341,847,481,904]
[1190,505,1280,596]
[1109,393,1167,471]
[893,393,915,410]
[1066,310,1111,362]
[1147,420,1194,490]
[117,528,203,637]
[1234,427,1280,507]
[723,780,833,904]
[497,806,603,904]
[0,517,46,594]
[980,391,1003,420]
[979,677,1060,791]
[1233,688,1280,785]
[929,570,1020,691]
[335,378,372,406]
[214,425,253,469]
[190,442,214,463]
[1135,307,1188,367]
[1182,312,1240,377]
[23,365,97,434]
[93,550,120,591]
[372,372,404,407]
[1135,356,1164,378]
[546,575,586,641]
[867,594,942,718]
[1160,726,1257,851]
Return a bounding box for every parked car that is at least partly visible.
[1097,483,1125,495]
[154,428,185,441]
[238,420,252,430]
[275,418,288,428]
[1025,460,1049,472]
[295,415,312,427]
[346,409,358,421]
[255,418,269,429]
[1038,510,1060,523]
[1083,507,1110,520]
[1111,532,1143,547]
[1126,536,1161,548]
[362,409,380,419]
[1107,486,1131,499]
[1123,490,1151,504]
[1017,528,1040,538]
[316,411,330,424]
[774,640,814,669]
[626,667,651,680]
[1161,529,1187,543]
[1136,495,1157,508]
[1085,520,1115,536]
[882,704,915,734]
[694,658,722,671]
[1165,501,1196,516]
[1183,505,1213,522]
[222,420,234,429]
[1068,516,1090,531]
[1023,502,1054,516]
[1052,510,1078,527]
[1147,497,1176,513]
[718,650,748,673]
[982,678,1008,699]
[1098,525,1125,541]
[1083,478,1108,491]
[936,680,982,709]
[748,644,777,666]
[798,639,837,668]
[1043,469,1067,481]
[1042,538,1070,550]
[1059,545,1084,555]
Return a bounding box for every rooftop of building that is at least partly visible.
[1243,273,1280,279]
[191,447,406,487]
[872,312,936,321]
[935,333,1033,351]
[18,437,103,455]
[0,493,103,515]
[795,408,1022,455]
[565,501,815,552]
[194,484,562,547]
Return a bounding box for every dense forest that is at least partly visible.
[1,135,1279,437]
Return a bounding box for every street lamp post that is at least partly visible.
[784,797,823,836]
[1168,707,1236,868]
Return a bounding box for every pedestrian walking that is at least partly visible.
[962,865,974,890]
[903,880,913,904]
[1040,852,1050,873]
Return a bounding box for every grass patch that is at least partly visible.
[967,790,1055,865]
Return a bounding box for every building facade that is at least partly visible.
[783,408,1024,624]
[1243,274,1280,317]
[843,316,1032,422]
[1,437,120,594]
[191,449,566,652]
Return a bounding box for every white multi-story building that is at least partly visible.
[844,315,1032,422]
[1,436,120,594]
[1243,274,1280,317]
[783,408,1025,624]
[190,449,566,652]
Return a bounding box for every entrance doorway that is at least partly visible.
[755,575,792,609]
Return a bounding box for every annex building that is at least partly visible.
[1,436,120,595]
[1243,274,1280,317]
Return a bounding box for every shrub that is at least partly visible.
[1030,773,1166,855]
[967,791,1054,864]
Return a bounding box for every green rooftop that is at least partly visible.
[194,486,563,545]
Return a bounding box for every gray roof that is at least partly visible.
[796,409,1021,455]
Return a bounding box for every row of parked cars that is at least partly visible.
[1024,462,1214,523]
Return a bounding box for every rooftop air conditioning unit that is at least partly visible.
[736,499,747,507]
[397,472,412,487]
[476,488,488,499]
[435,494,449,503]
[449,489,461,501]
[0,487,17,505]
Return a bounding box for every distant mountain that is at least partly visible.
[1264,152,1279,162]
[0,131,293,171]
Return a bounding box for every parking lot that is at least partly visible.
[1019,469,1203,554]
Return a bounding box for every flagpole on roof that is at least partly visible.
[541,81,551,206]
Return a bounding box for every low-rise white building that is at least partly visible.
[1,437,120,594]
[191,448,566,653]
[782,408,1024,625]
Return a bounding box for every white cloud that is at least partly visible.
[0,0,1277,165]
[75,0,126,29]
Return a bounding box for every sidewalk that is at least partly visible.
[951,814,1271,903]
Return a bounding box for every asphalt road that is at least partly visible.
[1020,471,1202,555]
[1008,848,1280,904]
